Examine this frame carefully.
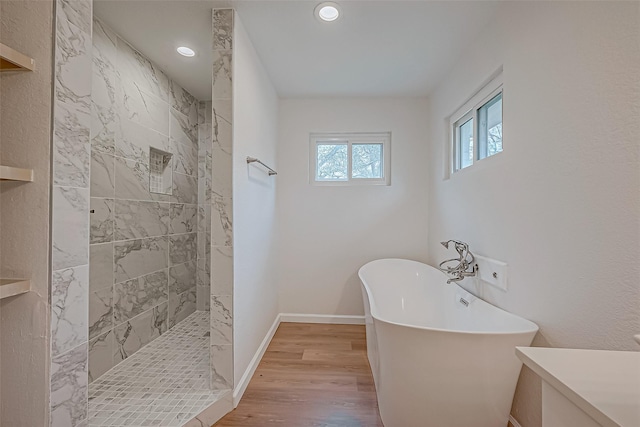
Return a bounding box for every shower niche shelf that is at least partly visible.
[149,147,172,195]
[0,278,30,299]
[0,42,35,71]
[0,165,34,182]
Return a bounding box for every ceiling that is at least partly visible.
[94,1,500,100]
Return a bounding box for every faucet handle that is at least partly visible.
[438,239,477,284]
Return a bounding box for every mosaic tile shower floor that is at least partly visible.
[88,311,225,426]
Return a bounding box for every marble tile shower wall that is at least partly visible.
[50,1,92,426]
[87,18,203,385]
[197,100,212,311]
[209,8,234,391]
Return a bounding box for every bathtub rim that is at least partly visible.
[359,258,539,336]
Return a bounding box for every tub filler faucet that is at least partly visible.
[438,240,478,284]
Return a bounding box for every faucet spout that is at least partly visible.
[438,240,478,284]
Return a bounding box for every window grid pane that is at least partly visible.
[351,143,383,179]
[316,143,348,181]
[458,118,474,170]
[478,93,502,160]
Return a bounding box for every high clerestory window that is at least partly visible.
[450,71,503,174]
[309,132,391,186]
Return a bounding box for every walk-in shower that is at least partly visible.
[82,1,230,424]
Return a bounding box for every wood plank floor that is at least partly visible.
[214,323,384,427]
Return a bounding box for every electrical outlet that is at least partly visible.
[475,255,508,291]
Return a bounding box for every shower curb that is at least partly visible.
[182,389,233,427]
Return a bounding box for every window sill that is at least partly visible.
[445,151,505,181]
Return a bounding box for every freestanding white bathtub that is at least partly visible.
[358,259,538,427]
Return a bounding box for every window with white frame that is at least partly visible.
[310,132,391,185]
[450,71,503,173]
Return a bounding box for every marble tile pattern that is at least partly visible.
[52,266,89,357]
[197,99,212,312]
[171,135,198,176]
[117,118,170,163]
[88,330,114,382]
[197,216,211,262]
[116,37,170,102]
[211,196,232,247]
[210,344,233,389]
[213,9,233,50]
[51,2,93,424]
[113,236,168,284]
[113,302,168,363]
[169,286,197,328]
[211,100,232,199]
[170,80,198,121]
[197,259,211,311]
[89,243,113,290]
[170,260,198,297]
[91,19,118,155]
[171,106,198,146]
[210,246,233,296]
[173,171,198,204]
[88,312,227,427]
[119,78,170,136]
[52,186,89,271]
[212,49,232,101]
[87,17,200,383]
[210,8,234,391]
[88,286,112,340]
[210,295,232,345]
[51,342,89,427]
[114,199,169,240]
[90,151,114,197]
[169,233,197,265]
[170,203,198,234]
[113,270,169,323]
[53,0,92,188]
[89,198,114,244]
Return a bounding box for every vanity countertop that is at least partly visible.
[516,347,640,427]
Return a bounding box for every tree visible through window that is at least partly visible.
[310,133,391,185]
[352,144,382,178]
[479,93,502,159]
[316,143,348,180]
[450,70,503,173]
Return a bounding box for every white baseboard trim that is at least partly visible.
[232,313,281,408]
[509,415,523,427]
[279,313,365,325]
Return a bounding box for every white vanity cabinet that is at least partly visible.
[516,347,640,427]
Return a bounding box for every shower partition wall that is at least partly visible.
[50,1,92,425]
[209,8,234,392]
[197,100,212,312]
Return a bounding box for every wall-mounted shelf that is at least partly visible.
[0,279,30,299]
[0,165,34,182]
[0,42,35,71]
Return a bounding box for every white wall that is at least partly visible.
[232,14,280,386]
[277,98,430,315]
[426,2,640,426]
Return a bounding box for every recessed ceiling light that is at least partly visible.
[177,46,195,57]
[315,2,341,22]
